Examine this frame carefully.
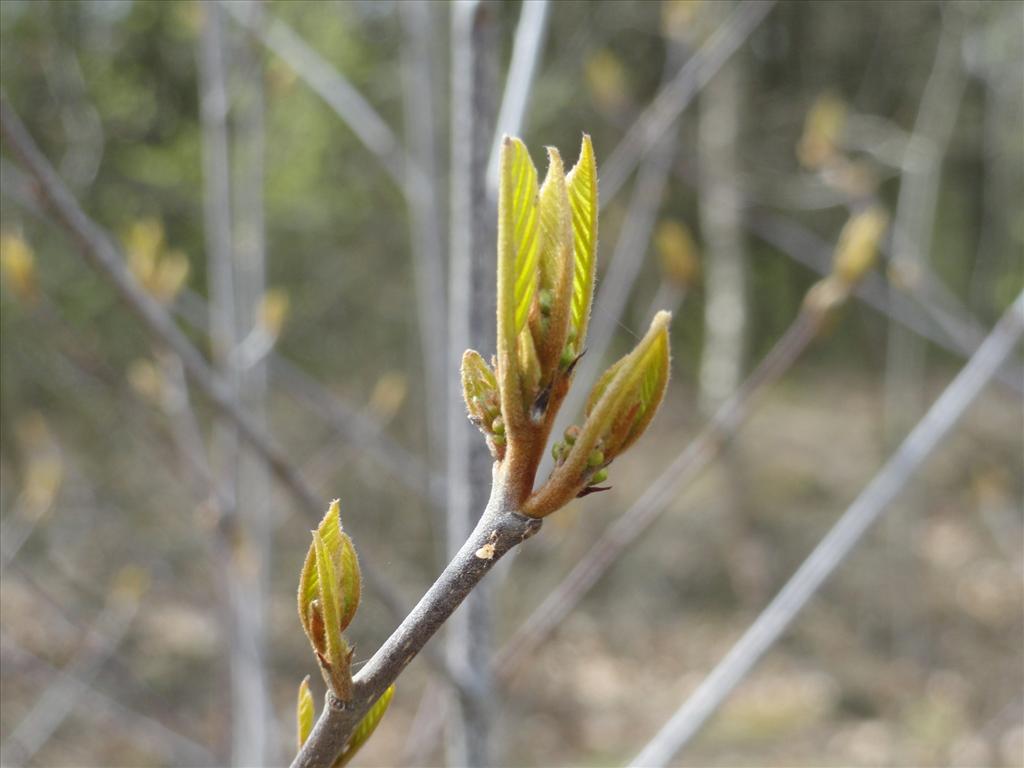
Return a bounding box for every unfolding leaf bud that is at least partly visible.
[298,500,361,699]
[538,288,553,315]
[297,676,314,749]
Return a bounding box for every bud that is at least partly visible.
[832,206,889,287]
[524,312,671,518]
[297,676,315,749]
[298,500,361,699]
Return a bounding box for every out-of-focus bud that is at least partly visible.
[655,220,701,290]
[1,231,37,301]
[297,676,314,749]
[369,372,408,424]
[585,50,630,115]
[152,249,190,304]
[298,500,361,699]
[127,358,165,404]
[258,288,290,337]
[797,92,847,170]
[832,206,889,287]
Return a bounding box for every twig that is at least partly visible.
[485,0,550,196]
[0,633,218,767]
[0,586,142,765]
[598,0,775,204]
[628,292,1024,767]
[291,473,543,768]
[222,1,407,187]
[496,309,820,680]
[746,210,1024,393]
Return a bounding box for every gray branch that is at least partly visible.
[291,473,542,768]
[628,291,1024,767]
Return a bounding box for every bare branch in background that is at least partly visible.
[745,210,1024,392]
[628,292,1024,767]
[598,0,775,204]
[221,1,408,187]
[485,0,550,197]
[0,582,142,765]
[0,95,421,653]
[2,632,216,767]
[446,2,501,764]
[1,633,217,767]
[399,0,449,522]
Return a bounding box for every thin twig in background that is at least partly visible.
[1,632,216,767]
[0,585,142,765]
[628,291,1024,767]
[446,2,501,764]
[485,0,550,197]
[881,13,967,660]
[399,0,449,522]
[0,95,430,670]
[745,210,1024,392]
[198,6,274,764]
[221,1,407,188]
[496,308,820,681]
[173,288,441,500]
[598,0,775,205]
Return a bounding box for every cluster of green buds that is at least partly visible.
[295,501,394,765]
[461,134,672,517]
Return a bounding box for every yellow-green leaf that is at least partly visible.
[299,501,360,640]
[297,676,315,749]
[498,136,540,336]
[536,147,575,373]
[497,136,540,433]
[334,685,396,768]
[461,349,499,425]
[566,135,598,348]
[313,529,347,681]
[523,311,671,518]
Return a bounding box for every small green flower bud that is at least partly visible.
[538,288,553,315]
[564,425,580,444]
[591,468,608,484]
[491,416,505,435]
[587,449,604,468]
[551,441,565,462]
[492,433,506,447]
[560,344,575,369]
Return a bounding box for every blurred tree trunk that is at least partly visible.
[199,4,273,764]
[446,1,499,765]
[400,0,448,529]
[882,13,966,659]
[696,18,764,605]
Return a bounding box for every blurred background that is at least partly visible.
[1,1,1022,766]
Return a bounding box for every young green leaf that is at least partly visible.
[298,500,360,698]
[461,349,499,425]
[524,311,671,518]
[497,137,540,433]
[297,676,315,749]
[535,147,575,374]
[566,135,598,350]
[334,685,396,768]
